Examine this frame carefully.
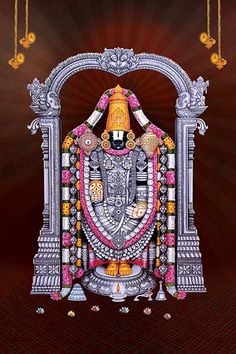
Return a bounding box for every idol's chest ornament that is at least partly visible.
[84,146,154,251]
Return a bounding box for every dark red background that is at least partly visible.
[0,0,235,353]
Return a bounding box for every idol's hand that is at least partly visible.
[126,202,147,219]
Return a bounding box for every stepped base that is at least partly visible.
[82,265,156,299]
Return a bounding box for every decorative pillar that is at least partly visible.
[175,77,209,292]
[27,79,61,294]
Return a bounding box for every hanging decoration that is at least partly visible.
[199,0,216,49]
[199,0,227,70]
[8,0,25,70]
[210,0,227,69]
[19,0,36,49]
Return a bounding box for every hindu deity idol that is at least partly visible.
[58,84,183,301]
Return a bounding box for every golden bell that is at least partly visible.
[106,84,130,132]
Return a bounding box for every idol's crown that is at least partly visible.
[106,84,130,132]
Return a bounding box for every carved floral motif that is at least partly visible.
[99,48,139,75]
[27,78,61,117]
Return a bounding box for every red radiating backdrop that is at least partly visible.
[0,1,236,351]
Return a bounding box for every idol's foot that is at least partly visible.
[119,260,132,276]
[105,260,119,276]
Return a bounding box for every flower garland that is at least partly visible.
[51,87,186,300]
[123,90,186,300]
[51,129,85,301]
[50,89,114,300]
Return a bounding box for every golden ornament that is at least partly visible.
[106,85,130,132]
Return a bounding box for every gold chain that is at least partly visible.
[25,0,29,37]
[218,0,221,57]
[14,0,18,58]
[207,0,210,36]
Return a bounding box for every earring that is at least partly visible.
[101,130,111,150]
[126,130,136,150]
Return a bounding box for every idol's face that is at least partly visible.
[110,130,127,150]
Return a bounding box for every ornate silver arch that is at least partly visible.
[28,48,208,294]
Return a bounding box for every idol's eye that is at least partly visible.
[85,139,92,145]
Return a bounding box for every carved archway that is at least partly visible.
[28,48,208,294]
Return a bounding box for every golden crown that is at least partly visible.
[106,84,130,132]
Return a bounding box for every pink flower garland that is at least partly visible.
[62,170,72,184]
[73,124,89,137]
[148,124,165,138]
[165,265,175,284]
[62,265,72,286]
[105,147,131,156]
[165,233,175,246]
[62,232,71,247]
[128,93,140,109]
[165,171,175,185]
[97,94,109,110]
[75,268,84,279]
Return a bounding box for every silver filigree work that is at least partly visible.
[99,48,139,75]
[28,48,208,295]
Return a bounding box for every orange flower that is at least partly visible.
[166,202,175,214]
[76,259,81,267]
[76,201,81,210]
[75,181,80,190]
[76,238,82,247]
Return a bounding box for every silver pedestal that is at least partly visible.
[81,265,156,299]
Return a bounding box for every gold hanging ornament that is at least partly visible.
[8,0,25,70]
[199,0,216,49]
[210,0,227,69]
[19,0,36,49]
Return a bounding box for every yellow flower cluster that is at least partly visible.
[163,136,175,149]
[62,135,74,149]
[62,202,71,216]
[166,202,175,214]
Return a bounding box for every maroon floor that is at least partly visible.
[0,263,235,354]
